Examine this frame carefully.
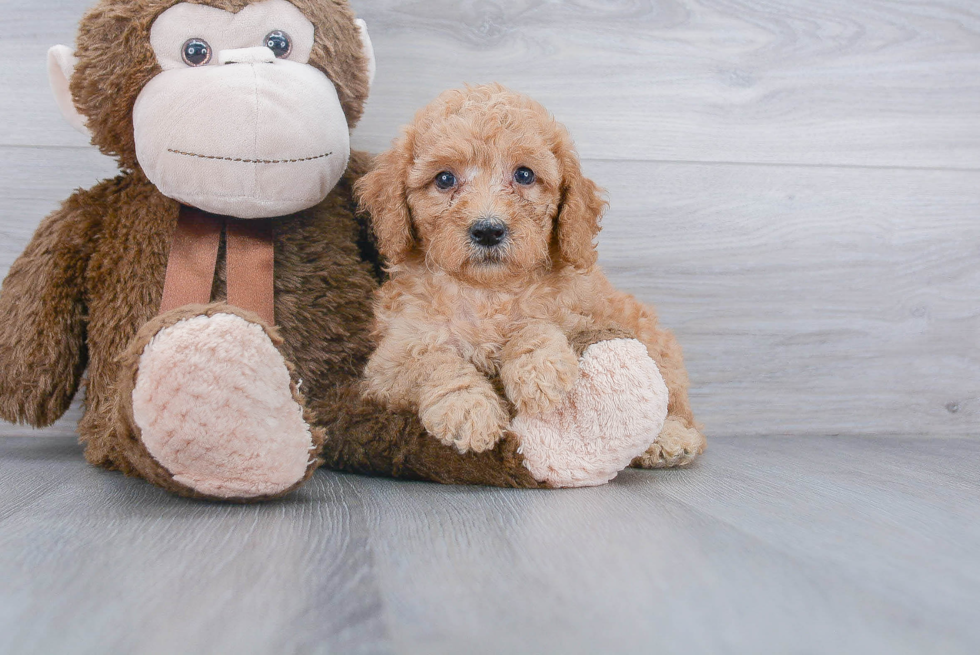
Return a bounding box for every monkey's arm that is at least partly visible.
[0,194,96,427]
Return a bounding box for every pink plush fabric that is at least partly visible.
[513,339,669,488]
[132,313,314,498]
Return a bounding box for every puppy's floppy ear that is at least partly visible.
[356,133,416,266]
[554,137,606,270]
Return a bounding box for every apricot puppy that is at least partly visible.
[357,84,705,465]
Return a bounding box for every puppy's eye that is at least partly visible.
[434,171,457,190]
[264,30,292,59]
[181,39,212,67]
[514,167,536,186]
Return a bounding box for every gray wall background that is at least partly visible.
[2,0,979,439]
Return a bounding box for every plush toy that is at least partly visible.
[0,0,703,502]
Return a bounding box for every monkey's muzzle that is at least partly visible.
[133,58,350,219]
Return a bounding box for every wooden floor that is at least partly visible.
[2,0,980,653]
[1,435,978,654]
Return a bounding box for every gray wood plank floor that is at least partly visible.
[2,0,980,653]
[2,436,978,655]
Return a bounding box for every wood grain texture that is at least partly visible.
[3,0,980,168]
[1,436,978,654]
[598,161,980,437]
[352,0,980,169]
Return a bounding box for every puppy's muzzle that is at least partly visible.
[469,218,509,248]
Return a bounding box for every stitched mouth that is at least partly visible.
[167,149,332,164]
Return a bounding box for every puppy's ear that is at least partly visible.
[554,138,606,270]
[356,134,415,266]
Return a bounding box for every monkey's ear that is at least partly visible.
[47,45,91,137]
[354,20,376,89]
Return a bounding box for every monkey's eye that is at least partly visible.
[514,167,536,186]
[434,171,457,191]
[264,31,292,58]
[181,39,212,67]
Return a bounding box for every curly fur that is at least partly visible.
[356,84,706,465]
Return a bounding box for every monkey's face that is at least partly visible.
[130,0,359,219]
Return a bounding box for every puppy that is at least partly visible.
[356,84,705,467]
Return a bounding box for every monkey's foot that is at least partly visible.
[125,308,319,500]
[511,339,669,488]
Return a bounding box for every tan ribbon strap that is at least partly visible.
[159,205,222,314]
[226,218,276,326]
[160,206,277,326]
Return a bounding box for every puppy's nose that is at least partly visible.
[469,219,509,247]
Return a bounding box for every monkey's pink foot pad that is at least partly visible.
[131,313,314,499]
[512,339,669,488]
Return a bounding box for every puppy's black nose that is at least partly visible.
[469,219,509,247]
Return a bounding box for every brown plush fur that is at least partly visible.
[0,152,378,487]
[356,85,706,467]
[71,0,371,170]
[0,0,384,499]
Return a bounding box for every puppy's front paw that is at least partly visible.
[502,346,579,416]
[420,387,508,454]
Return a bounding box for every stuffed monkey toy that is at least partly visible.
[0,0,699,502]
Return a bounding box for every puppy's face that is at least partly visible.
[357,85,606,285]
[405,115,561,283]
